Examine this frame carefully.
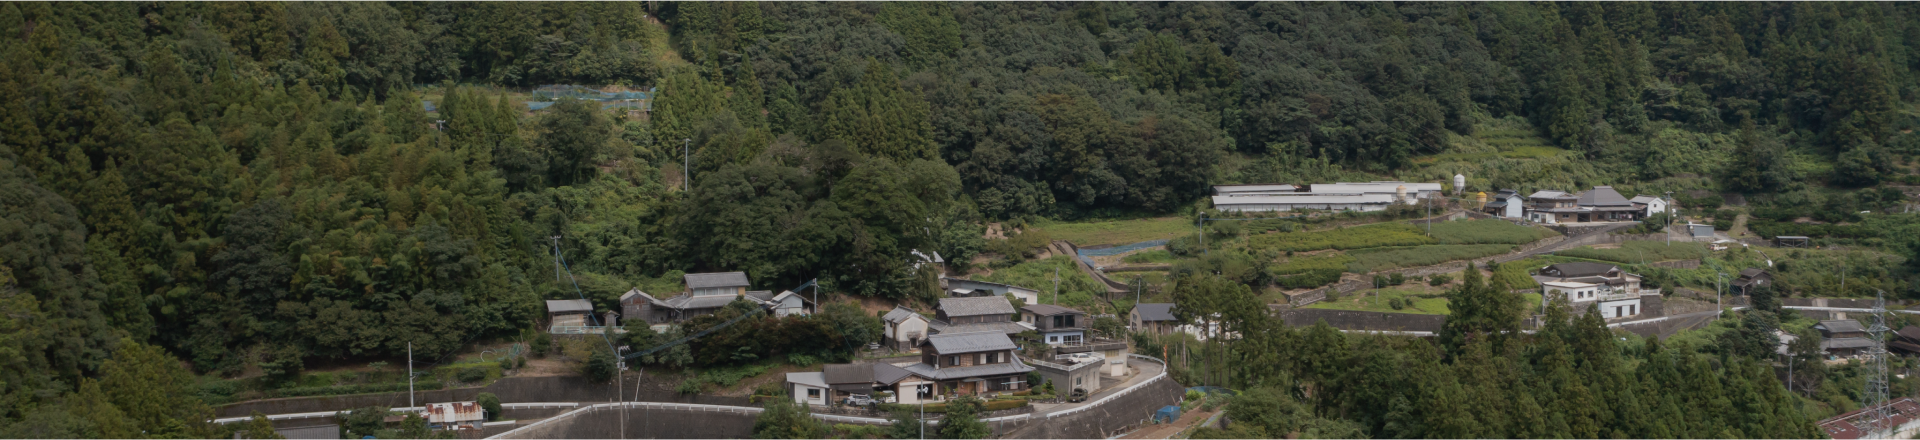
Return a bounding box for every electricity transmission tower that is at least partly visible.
[1860,290,1894,437]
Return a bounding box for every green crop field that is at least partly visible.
[1121,249,1177,264]
[1347,244,1518,273]
[1272,253,1357,275]
[1305,290,1543,316]
[1428,219,1558,244]
[1248,222,1435,252]
[1555,241,1711,264]
[1036,217,1194,246]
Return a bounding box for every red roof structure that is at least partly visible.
[1820,397,1920,439]
[427,401,484,426]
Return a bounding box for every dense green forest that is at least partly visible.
[4,1,1920,436]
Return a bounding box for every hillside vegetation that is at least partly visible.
[4,2,1919,436]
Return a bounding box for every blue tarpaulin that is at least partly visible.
[1154,405,1180,423]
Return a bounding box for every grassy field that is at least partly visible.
[1347,244,1518,272]
[1122,249,1177,264]
[1271,253,1357,275]
[974,256,1106,310]
[1428,219,1558,244]
[1555,241,1711,264]
[1037,217,1194,247]
[1305,289,1544,316]
[1307,288,1453,314]
[1248,222,1435,252]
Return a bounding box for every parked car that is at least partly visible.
[843,394,878,406]
[1068,388,1088,403]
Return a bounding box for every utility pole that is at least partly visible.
[1715,272,1724,321]
[1861,290,1894,436]
[683,138,692,191]
[408,342,415,409]
[1052,267,1060,304]
[1664,191,1673,247]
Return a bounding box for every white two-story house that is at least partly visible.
[1534,262,1647,319]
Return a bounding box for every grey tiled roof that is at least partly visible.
[872,362,916,385]
[1021,304,1082,316]
[663,294,739,310]
[684,272,750,289]
[929,321,1029,335]
[545,299,594,314]
[1819,320,1868,334]
[823,364,873,385]
[745,290,776,302]
[1578,186,1633,206]
[926,331,1017,354]
[1134,303,1178,322]
[939,297,1016,317]
[883,306,924,324]
[900,357,1034,381]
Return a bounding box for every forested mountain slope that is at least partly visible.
[0,2,1916,436]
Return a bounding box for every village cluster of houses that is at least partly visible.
[791,280,1131,407]
[1211,179,1671,225]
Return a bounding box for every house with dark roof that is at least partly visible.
[1730,268,1773,296]
[928,296,1033,336]
[883,306,931,351]
[1483,189,1525,218]
[617,272,812,326]
[1131,303,1180,335]
[1534,262,1647,319]
[1526,190,1581,223]
[1021,304,1088,345]
[1817,320,1869,339]
[904,332,1034,398]
[1577,186,1642,221]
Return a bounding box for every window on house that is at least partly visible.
[1064,334,1083,345]
[808,389,820,399]
[948,356,960,366]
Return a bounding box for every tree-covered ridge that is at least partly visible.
[0,1,1915,436]
[1172,269,1823,439]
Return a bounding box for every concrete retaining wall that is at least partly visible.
[996,376,1186,438]
[217,374,748,418]
[1274,308,1446,333]
[493,403,760,439]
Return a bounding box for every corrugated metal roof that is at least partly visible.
[1309,182,1441,194]
[1629,195,1661,204]
[428,402,483,424]
[1022,304,1082,316]
[745,290,776,302]
[1214,184,1298,194]
[1529,190,1573,199]
[1211,194,1396,206]
[883,306,924,324]
[786,372,827,388]
[1543,262,1617,278]
[927,331,1017,354]
[684,272,750,289]
[1135,303,1178,322]
[545,299,594,314]
[939,297,1016,317]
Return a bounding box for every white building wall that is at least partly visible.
[1501,197,1524,218]
[1043,330,1086,345]
[1598,299,1642,319]
[792,384,827,406]
[888,317,929,347]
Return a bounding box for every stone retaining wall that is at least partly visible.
[493,404,759,439]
